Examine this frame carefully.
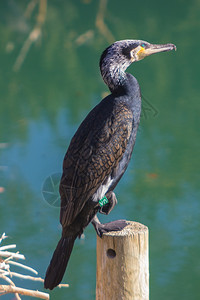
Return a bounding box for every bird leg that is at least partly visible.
[91,215,127,238]
[99,191,117,215]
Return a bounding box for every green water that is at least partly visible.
[0,0,199,299]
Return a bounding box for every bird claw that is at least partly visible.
[94,220,127,238]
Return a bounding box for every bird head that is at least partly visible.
[100,39,176,92]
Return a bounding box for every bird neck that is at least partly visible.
[101,67,127,93]
[100,55,132,94]
[101,68,140,100]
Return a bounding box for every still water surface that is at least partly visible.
[0,1,200,299]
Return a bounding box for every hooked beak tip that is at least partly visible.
[150,43,177,55]
[170,44,177,51]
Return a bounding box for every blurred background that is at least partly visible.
[0,0,199,299]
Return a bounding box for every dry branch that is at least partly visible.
[0,233,49,299]
[0,232,69,299]
[0,244,16,251]
[0,251,25,260]
[95,0,115,43]
[13,0,47,71]
[76,0,114,47]
[8,260,38,274]
[0,285,49,300]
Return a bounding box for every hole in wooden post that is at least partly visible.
[107,248,116,259]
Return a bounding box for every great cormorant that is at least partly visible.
[44,39,176,290]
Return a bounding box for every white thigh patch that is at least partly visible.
[92,176,113,203]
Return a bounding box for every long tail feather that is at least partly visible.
[44,236,76,290]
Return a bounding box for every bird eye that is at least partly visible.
[141,43,146,48]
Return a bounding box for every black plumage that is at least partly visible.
[44,39,176,290]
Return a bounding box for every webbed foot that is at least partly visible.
[92,217,127,238]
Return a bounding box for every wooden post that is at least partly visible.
[96,221,149,300]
